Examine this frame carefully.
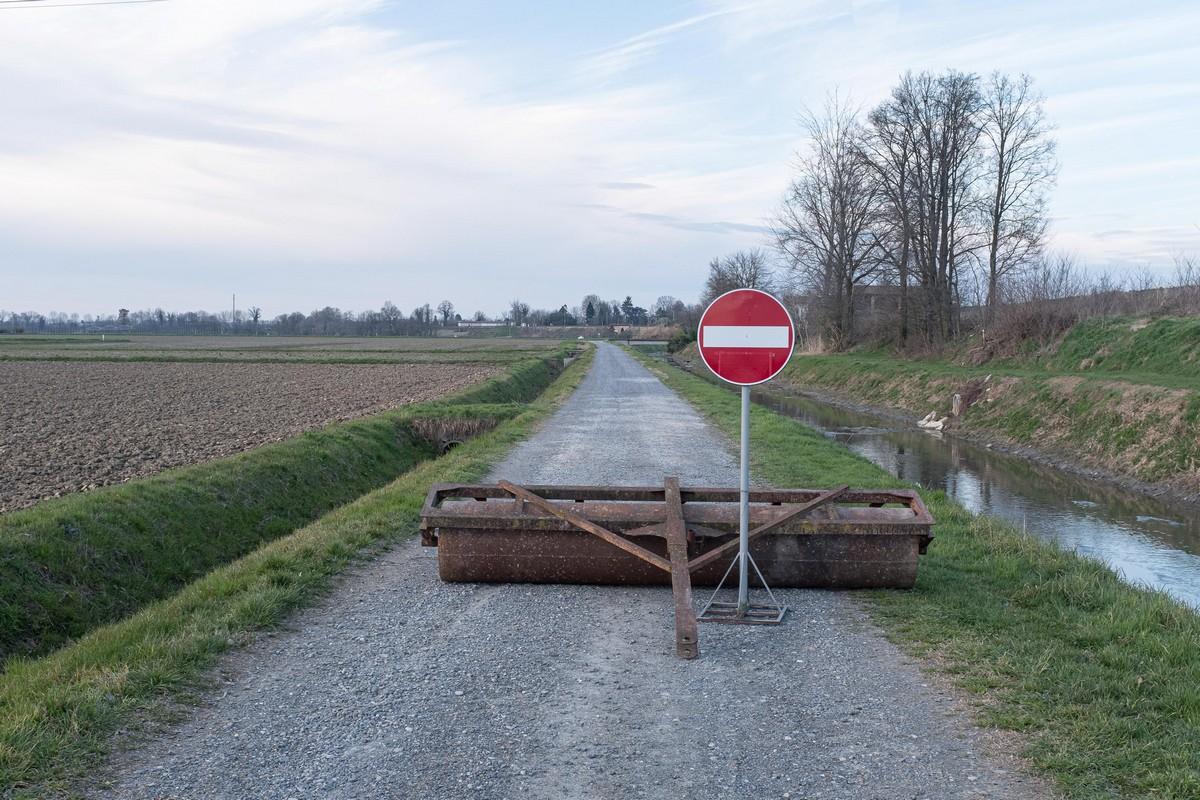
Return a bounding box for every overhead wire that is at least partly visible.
[0,0,167,8]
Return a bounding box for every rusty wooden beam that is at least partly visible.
[663,477,698,660]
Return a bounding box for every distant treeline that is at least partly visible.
[0,294,699,336]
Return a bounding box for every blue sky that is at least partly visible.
[1,0,1197,317]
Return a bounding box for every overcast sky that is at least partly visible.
[2,0,1198,318]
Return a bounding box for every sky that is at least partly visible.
[1,0,1198,319]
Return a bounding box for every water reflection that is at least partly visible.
[750,388,1200,608]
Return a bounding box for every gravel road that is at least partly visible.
[94,342,1052,800]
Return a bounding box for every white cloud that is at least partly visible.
[0,1,780,313]
[2,0,1198,314]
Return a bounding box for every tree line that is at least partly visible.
[0,294,690,336]
[695,69,1061,351]
[777,70,1056,348]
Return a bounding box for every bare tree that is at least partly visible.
[775,96,883,347]
[380,301,402,335]
[508,299,530,326]
[411,304,433,334]
[884,70,985,341]
[980,72,1056,325]
[864,98,918,345]
[437,300,455,324]
[1175,254,1200,313]
[654,295,678,322]
[248,306,262,333]
[702,250,775,305]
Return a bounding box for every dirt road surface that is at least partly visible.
[95,343,1051,799]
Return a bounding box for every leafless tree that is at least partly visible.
[880,70,985,342]
[437,300,455,324]
[863,97,918,345]
[702,249,775,305]
[411,303,433,334]
[654,295,678,322]
[980,72,1056,325]
[248,306,262,332]
[509,299,530,326]
[380,301,402,335]
[775,96,883,347]
[1175,254,1200,312]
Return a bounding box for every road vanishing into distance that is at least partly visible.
[95,343,1052,800]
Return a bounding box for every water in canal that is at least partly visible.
[751,386,1200,608]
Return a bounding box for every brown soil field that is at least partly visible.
[0,336,561,364]
[0,360,501,512]
[0,335,558,352]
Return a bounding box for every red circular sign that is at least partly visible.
[697,289,794,385]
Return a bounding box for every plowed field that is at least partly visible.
[0,360,500,512]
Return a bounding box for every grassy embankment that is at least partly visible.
[0,344,593,797]
[741,316,1200,494]
[0,347,572,664]
[630,347,1200,800]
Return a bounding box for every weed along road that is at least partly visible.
[95,343,1051,800]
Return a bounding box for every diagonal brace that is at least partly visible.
[498,480,672,573]
[687,485,849,574]
[498,479,700,660]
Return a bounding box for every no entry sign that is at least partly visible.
[697,288,794,386]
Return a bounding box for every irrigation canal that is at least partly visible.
[745,382,1200,608]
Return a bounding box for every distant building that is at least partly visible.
[794,285,908,322]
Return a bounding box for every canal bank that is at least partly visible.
[749,384,1200,608]
[768,350,1200,505]
[657,347,1200,608]
[628,346,1200,800]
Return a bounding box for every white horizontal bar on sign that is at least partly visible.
[702,325,790,348]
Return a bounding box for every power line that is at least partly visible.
[0,0,167,8]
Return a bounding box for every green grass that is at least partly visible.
[0,353,567,663]
[0,337,131,345]
[1047,317,1200,378]
[630,347,1200,800]
[774,346,1200,490]
[0,345,594,798]
[786,350,1200,392]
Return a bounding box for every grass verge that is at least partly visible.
[761,348,1200,493]
[0,352,567,663]
[0,344,593,798]
[628,347,1200,800]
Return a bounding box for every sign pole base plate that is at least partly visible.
[696,550,787,626]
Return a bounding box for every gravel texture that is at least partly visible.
[0,360,500,512]
[93,343,1053,799]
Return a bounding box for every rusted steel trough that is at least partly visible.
[420,478,934,659]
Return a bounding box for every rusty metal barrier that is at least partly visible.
[420,479,934,659]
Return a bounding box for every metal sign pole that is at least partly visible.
[737,385,751,616]
[696,288,791,628]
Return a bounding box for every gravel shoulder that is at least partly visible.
[92,342,1053,800]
